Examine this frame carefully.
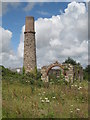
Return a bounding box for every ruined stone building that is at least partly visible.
[23,16,83,83]
[41,61,83,83]
[24,16,36,73]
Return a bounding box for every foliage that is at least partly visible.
[63,57,81,66]
[84,65,90,72]
[1,66,22,81]
[22,66,25,75]
[1,66,42,86]
[36,70,42,80]
[83,65,90,81]
[36,78,44,88]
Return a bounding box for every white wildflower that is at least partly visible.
[45,98,48,100]
[76,108,80,111]
[79,87,82,89]
[52,97,55,99]
[46,99,50,103]
[71,105,73,107]
[41,100,44,103]
[70,111,73,113]
[75,85,77,87]
[78,88,80,90]
[78,86,82,90]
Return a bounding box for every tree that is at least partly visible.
[84,65,90,73]
[63,57,81,66]
[83,65,90,81]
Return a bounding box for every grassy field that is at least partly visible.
[2,79,88,118]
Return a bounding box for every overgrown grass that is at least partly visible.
[1,66,88,118]
[2,79,88,118]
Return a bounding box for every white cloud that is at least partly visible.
[37,11,50,16]
[1,1,88,68]
[17,25,25,58]
[35,2,88,67]
[0,26,12,53]
[23,2,45,12]
[0,26,23,68]
[23,3,36,12]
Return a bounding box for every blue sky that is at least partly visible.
[2,2,69,53]
[1,2,88,68]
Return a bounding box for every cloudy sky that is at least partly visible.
[0,1,88,68]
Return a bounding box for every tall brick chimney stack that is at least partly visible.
[24,16,36,73]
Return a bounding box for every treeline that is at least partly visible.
[63,57,89,81]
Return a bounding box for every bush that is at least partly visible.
[1,66,44,87]
[22,66,25,75]
[36,71,41,80]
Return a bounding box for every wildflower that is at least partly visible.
[76,108,80,111]
[78,86,82,90]
[78,88,80,90]
[71,105,73,107]
[52,97,55,99]
[71,85,74,87]
[41,100,44,103]
[45,98,48,100]
[46,99,50,103]
[75,85,77,87]
[70,111,73,113]
[43,92,45,94]
[79,87,82,89]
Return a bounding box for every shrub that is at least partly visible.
[36,71,41,80]
[22,66,25,75]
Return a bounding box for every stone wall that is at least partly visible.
[41,62,83,83]
[24,16,36,73]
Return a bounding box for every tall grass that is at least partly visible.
[2,79,88,118]
[1,66,88,118]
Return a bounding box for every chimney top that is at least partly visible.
[26,16,34,19]
[25,16,35,33]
